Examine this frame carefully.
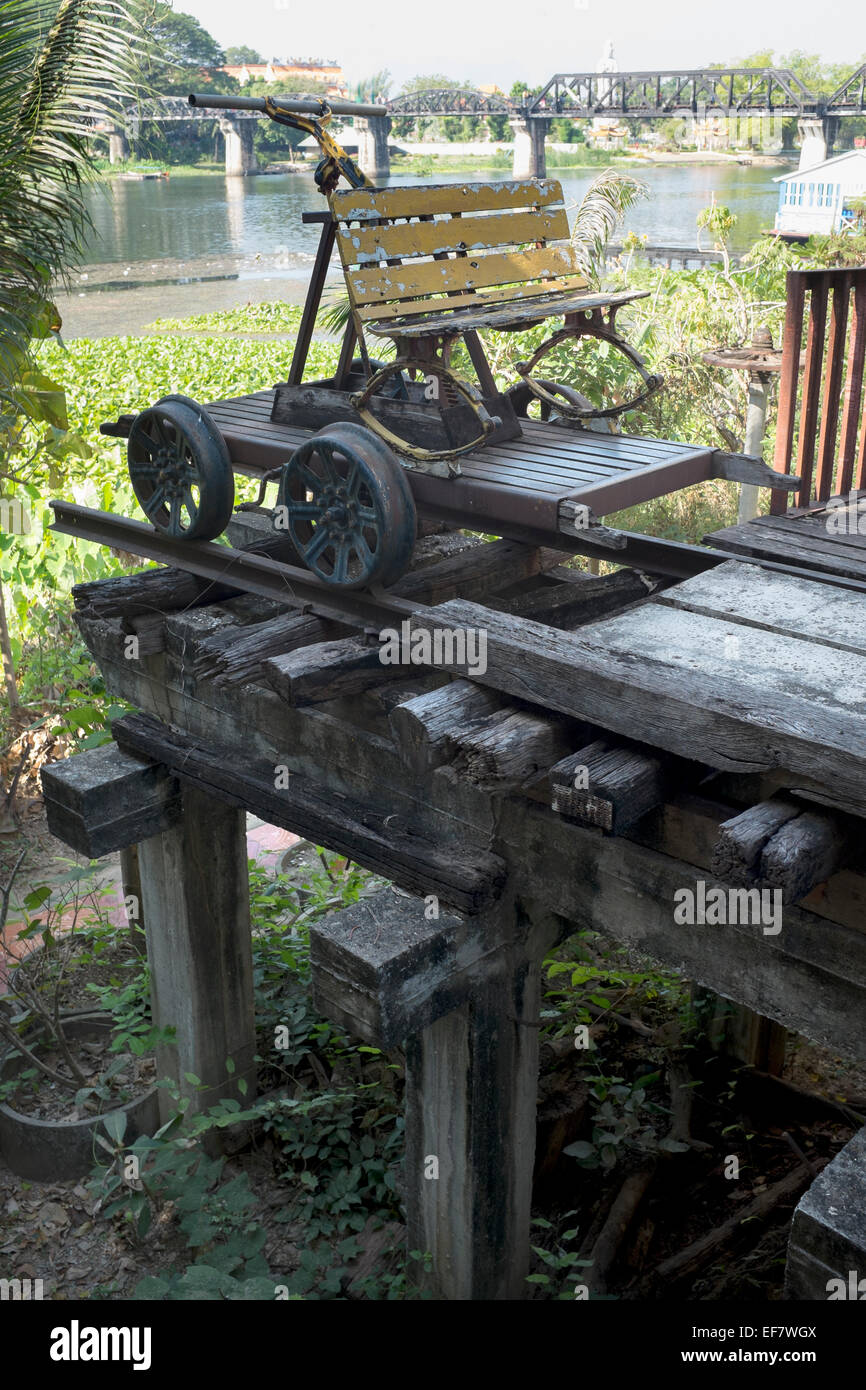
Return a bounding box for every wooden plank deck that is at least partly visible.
[708,494,866,583]
[205,389,715,535]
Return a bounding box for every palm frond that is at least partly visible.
[318,290,353,337]
[570,168,648,288]
[0,0,145,417]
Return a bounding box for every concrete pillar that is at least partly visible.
[509,116,547,179]
[137,784,257,1119]
[219,115,258,176]
[354,115,391,182]
[797,116,832,170]
[738,372,772,523]
[107,129,129,164]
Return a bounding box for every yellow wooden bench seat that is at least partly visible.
[330,177,604,337]
[325,177,658,465]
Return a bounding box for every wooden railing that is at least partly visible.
[771,266,866,513]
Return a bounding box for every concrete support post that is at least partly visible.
[219,116,258,176]
[354,116,391,182]
[136,785,257,1119]
[107,129,129,164]
[738,373,771,523]
[509,117,547,179]
[797,116,829,170]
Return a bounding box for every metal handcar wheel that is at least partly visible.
[278,422,416,589]
[127,396,234,541]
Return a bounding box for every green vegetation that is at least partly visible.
[0,0,145,729]
[148,303,306,334]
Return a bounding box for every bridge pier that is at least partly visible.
[509,116,546,179]
[797,115,836,170]
[219,116,258,176]
[107,128,129,164]
[354,116,391,182]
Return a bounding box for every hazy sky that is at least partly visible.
[180,0,864,89]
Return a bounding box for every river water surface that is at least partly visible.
[55,161,791,338]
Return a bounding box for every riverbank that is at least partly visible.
[98,147,793,181]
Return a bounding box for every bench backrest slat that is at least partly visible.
[346,245,580,306]
[330,178,564,222]
[337,207,570,266]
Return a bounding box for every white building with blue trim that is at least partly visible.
[774,149,866,237]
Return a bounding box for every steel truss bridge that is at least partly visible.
[127,65,866,124]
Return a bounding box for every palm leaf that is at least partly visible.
[569,168,648,289]
[0,0,145,421]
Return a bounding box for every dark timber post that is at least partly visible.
[136,785,257,1119]
[311,888,560,1300]
[406,899,562,1299]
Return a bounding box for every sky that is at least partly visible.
[179,0,864,90]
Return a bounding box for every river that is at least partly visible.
[55,161,792,338]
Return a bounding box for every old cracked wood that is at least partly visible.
[403,560,866,817]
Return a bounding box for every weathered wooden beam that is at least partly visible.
[450,708,574,789]
[710,450,802,491]
[137,783,256,1121]
[492,567,660,626]
[194,612,344,687]
[180,538,568,690]
[711,797,802,884]
[403,895,559,1301]
[124,610,168,657]
[497,796,866,1062]
[693,987,788,1074]
[713,798,847,903]
[112,713,505,914]
[71,528,301,620]
[396,538,569,604]
[549,739,666,833]
[310,887,481,1046]
[402,598,866,817]
[40,744,181,858]
[759,810,848,905]
[389,680,510,775]
[265,635,400,706]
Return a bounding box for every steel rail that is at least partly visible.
[49,503,420,630]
